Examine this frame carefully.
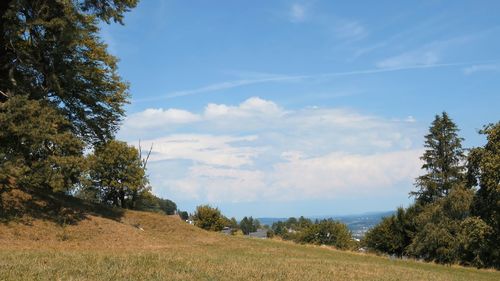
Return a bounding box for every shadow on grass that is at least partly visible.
[0,187,124,226]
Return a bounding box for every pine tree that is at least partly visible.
[412,112,465,204]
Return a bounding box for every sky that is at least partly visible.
[103,0,500,218]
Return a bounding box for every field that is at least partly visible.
[1,199,499,281]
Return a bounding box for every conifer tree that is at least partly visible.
[412,112,465,204]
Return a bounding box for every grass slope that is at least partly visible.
[0,191,498,280]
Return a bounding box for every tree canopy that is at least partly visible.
[85,140,148,208]
[0,0,138,143]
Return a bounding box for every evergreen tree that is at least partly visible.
[412,112,465,204]
[0,0,138,143]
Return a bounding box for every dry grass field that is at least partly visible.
[0,191,499,281]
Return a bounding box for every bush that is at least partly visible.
[298,219,354,250]
[193,205,227,231]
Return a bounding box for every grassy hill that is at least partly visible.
[0,190,499,281]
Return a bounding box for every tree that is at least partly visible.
[86,140,148,208]
[407,186,476,264]
[468,122,500,268]
[0,0,138,143]
[298,219,354,250]
[412,112,465,204]
[0,96,84,192]
[178,211,189,221]
[134,191,177,215]
[363,207,415,257]
[193,205,227,232]
[240,216,260,235]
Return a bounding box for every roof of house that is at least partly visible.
[248,229,267,238]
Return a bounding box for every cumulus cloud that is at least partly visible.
[135,134,261,168]
[125,108,201,129]
[119,97,423,204]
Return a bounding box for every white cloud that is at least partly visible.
[463,64,500,75]
[289,3,306,22]
[120,97,424,204]
[125,108,201,129]
[269,149,422,200]
[205,97,284,119]
[135,134,261,168]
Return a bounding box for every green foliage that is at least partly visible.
[85,140,148,208]
[0,96,84,192]
[178,211,189,221]
[412,112,465,204]
[407,186,474,264]
[193,205,227,232]
[0,0,138,143]
[458,216,493,268]
[239,217,260,235]
[468,122,500,268]
[363,207,415,257]
[134,191,177,215]
[367,115,499,269]
[298,219,354,250]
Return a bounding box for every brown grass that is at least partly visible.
[0,189,498,280]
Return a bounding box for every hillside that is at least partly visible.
[0,191,499,280]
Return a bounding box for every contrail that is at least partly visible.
[134,60,499,102]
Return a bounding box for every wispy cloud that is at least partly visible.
[134,61,497,102]
[289,3,307,23]
[333,19,367,41]
[377,50,440,69]
[463,64,500,75]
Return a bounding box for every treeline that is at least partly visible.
[0,1,180,217]
[362,113,499,269]
[191,206,356,250]
[271,217,356,250]
[191,205,261,235]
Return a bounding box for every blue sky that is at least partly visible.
[105,1,500,218]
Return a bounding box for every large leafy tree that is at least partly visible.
[412,112,465,204]
[0,0,138,143]
[468,122,500,268]
[86,140,148,208]
[0,96,84,192]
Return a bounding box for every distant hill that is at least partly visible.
[258,211,395,238]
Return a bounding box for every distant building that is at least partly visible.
[248,229,268,239]
[221,227,232,235]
